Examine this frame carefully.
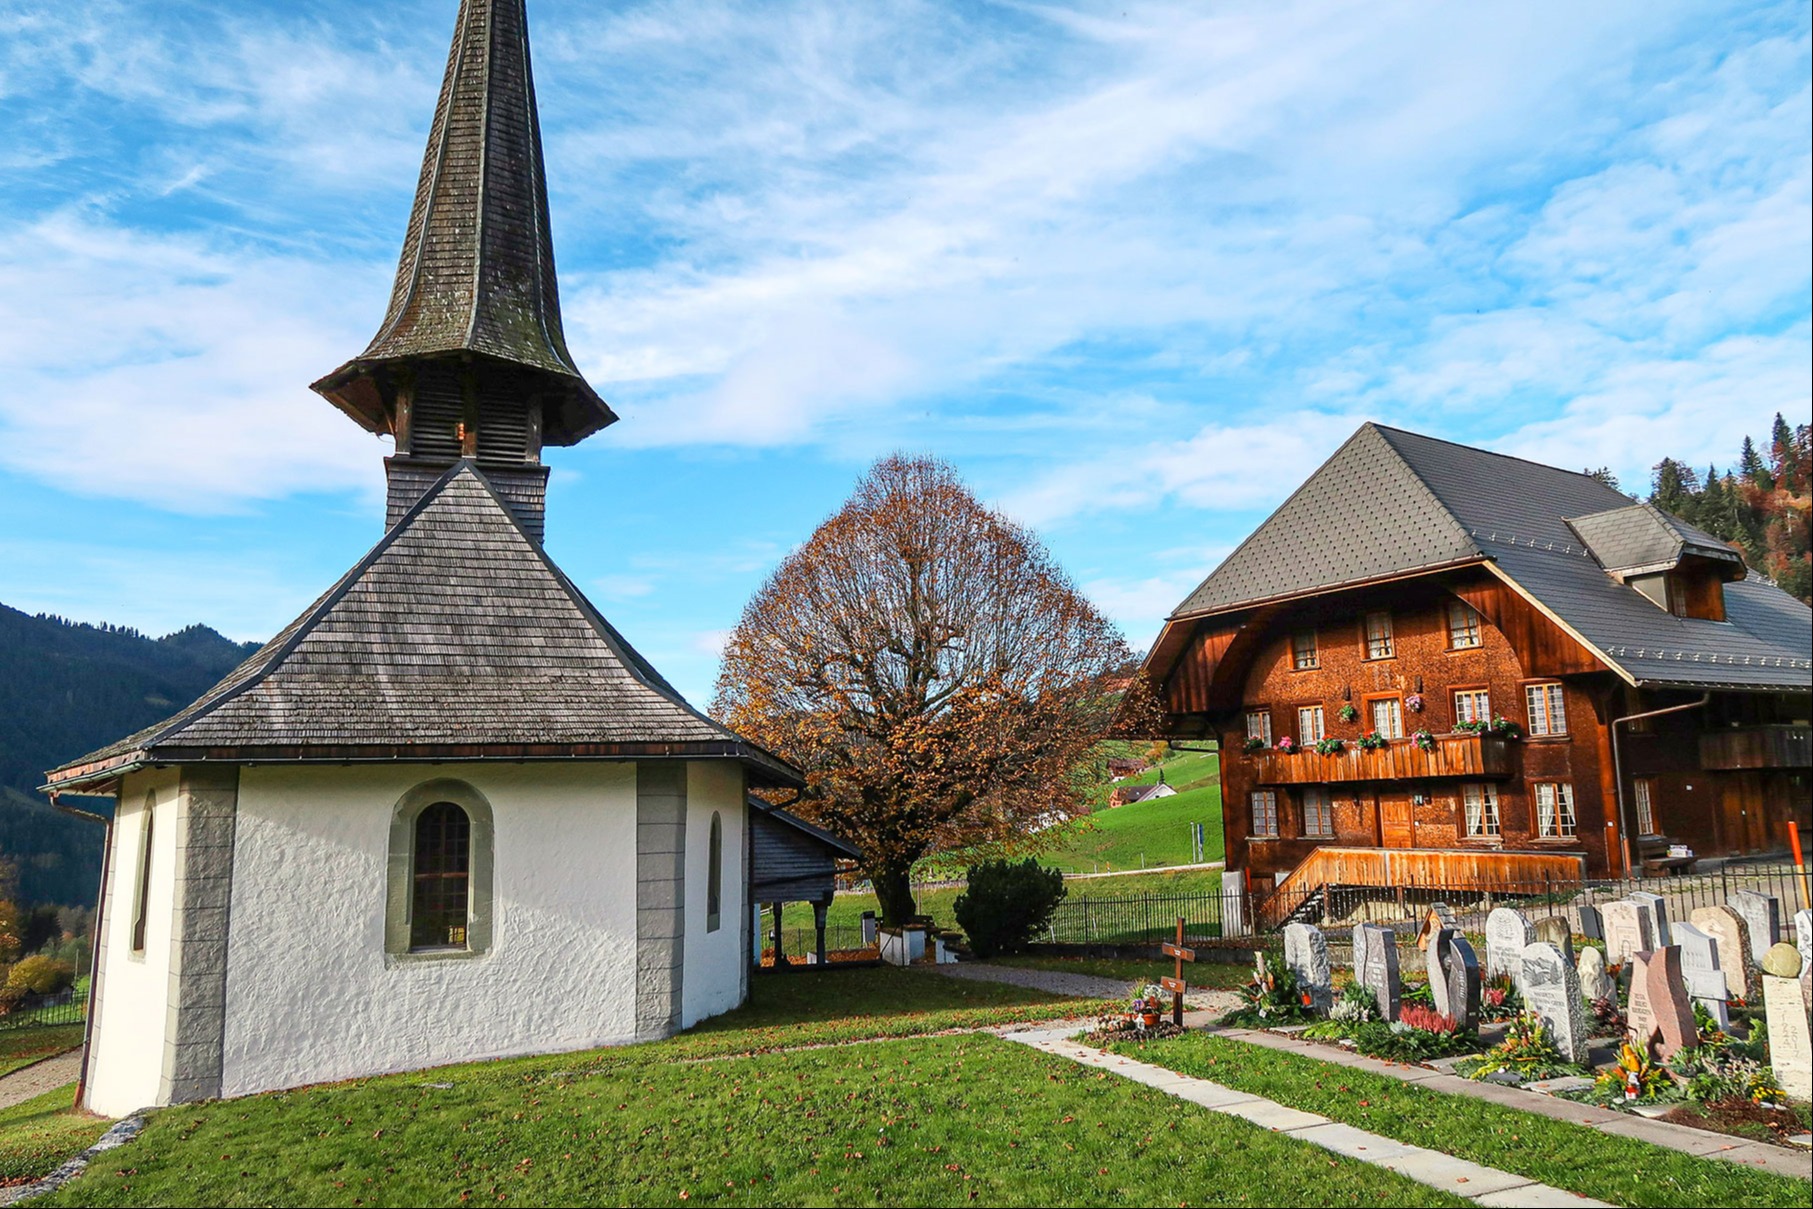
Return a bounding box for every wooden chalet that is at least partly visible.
[1139,424,1811,911]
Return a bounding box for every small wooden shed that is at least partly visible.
[749,796,862,966]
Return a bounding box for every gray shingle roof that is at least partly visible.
[1170,423,1812,692]
[1566,502,1744,574]
[48,463,797,786]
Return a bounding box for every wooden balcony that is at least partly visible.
[1258,845,1589,928]
[1251,733,1510,786]
[1699,726,1812,771]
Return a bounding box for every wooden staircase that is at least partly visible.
[1254,846,1590,930]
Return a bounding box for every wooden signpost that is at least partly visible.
[1161,917,1196,1027]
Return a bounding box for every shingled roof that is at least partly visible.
[311,0,614,446]
[46,463,799,790]
[1566,502,1745,576]
[1166,423,1812,692]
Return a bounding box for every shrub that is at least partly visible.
[1348,1017,1479,1063]
[952,859,1066,958]
[3,955,75,996]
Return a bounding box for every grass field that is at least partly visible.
[19,971,1466,1209]
[0,1084,110,1185]
[0,1024,85,1079]
[987,954,1251,989]
[1106,1032,1809,1209]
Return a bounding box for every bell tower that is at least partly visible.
[310,0,614,542]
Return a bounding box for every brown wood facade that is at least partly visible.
[1151,570,1812,891]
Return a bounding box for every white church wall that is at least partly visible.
[85,766,181,1118]
[680,761,747,1028]
[219,762,641,1099]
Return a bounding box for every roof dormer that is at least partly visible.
[1567,503,1745,621]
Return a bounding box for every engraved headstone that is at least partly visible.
[1534,916,1573,962]
[1730,889,1782,957]
[1577,903,1603,941]
[1485,907,1535,985]
[1671,921,1729,1030]
[1578,945,1614,1005]
[1283,923,1332,1014]
[1792,908,1812,976]
[1427,928,1480,1032]
[1354,923,1401,1023]
[1417,902,1459,951]
[1627,948,1697,1061]
[1520,941,1588,1063]
[1760,943,1812,1102]
[1221,879,1249,937]
[1628,890,1671,948]
[1689,905,1753,1002]
[1600,900,1652,966]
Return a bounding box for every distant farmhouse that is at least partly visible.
[1139,424,1811,908]
[44,0,809,1118]
[1105,757,1148,780]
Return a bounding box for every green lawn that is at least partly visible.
[987,954,1252,990]
[27,971,1464,1208]
[0,1084,110,1185]
[0,1024,85,1079]
[1105,1032,1808,1208]
[1041,782,1225,873]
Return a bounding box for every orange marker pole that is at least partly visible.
[1789,820,1810,911]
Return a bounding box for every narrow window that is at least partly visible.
[1244,709,1273,744]
[1463,783,1501,838]
[1535,782,1576,838]
[1302,788,1334,838]
[1370,697,1403,739]
[131,793,156,955]
[1364,611,1394,659]
[707,812,723,933]
[1446,601,1482,649]
[1250,791,1279,838]
[1453,688,1491,726]
[1291,629,1319,670]
[1296,705,1325,744]
[1525,683,1568,735]
[1632,777,1657,836]
[411,802,471,950]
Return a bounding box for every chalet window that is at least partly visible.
[1534,782,1576,838]
[1633,777,1657,836]
[707,811,723,933]
[1453,688,1490,726]
[1245,710,1273,744]
[1447,601,1482,649]
[1291,630,1319,670]
[1302,788,1334,838]
[1250,791,1279,838]
[1369,697,1404,739]
[130,791,156,956]
[411,802,471,950]
[1463,783,1500,838]
[1525,683,1568,735]
[1363,612,1394,659]
[386,780,494,960]
[1296,705,1325,744]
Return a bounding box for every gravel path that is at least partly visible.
[935,961,1242,1014]
[0,1048,83,1111]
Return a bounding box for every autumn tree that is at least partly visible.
[711,455,1137,924]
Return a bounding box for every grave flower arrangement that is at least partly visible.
[1405,693,1424,712]
[1337,703,1359,723]
[1588,995,1627,1039]
[1313,737,1346,756]
[1480,977,1524,1023]
[1220,952,1313,1028]
[1668,1046,1786,1106]
[1592,1043,1675,1103]
[1457,1012,1579,1081]
[1356,730,1389,751]
[1304,984,1378,1040]
[1345,1004,1478,1062]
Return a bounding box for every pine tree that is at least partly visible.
[1649,458,1701,517]
[1739,436,1771,490]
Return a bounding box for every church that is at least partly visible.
[44,0,799,1119]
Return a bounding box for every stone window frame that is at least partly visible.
[129,788,157,958]
[706,811,723,933]
[384,779,496,963]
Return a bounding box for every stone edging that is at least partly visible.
[0,1114,146,1207]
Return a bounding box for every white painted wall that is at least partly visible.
[219,762,644,1099]
[680,762,747,1028]
[85,767,181,1118]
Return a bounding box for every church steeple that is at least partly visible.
[311,0,613,541]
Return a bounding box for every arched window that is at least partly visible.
[131,791,156,955]
[706,811,723,933]
[411,802,471,950]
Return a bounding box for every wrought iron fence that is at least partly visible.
[0,988,85,1032]
[768,923,873,959]
[1044,890,1224,944]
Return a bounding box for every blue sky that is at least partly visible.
[1,0,1808,707]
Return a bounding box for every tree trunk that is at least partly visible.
[871,865,918,926]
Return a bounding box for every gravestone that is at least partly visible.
[1283,923,1332,1014]
[861,911,878,948]
[1485,907,1535,985]
[1520,941,1588,1063]
[1627,948,1697,1061]
[1221,879,1249,938]
[1534,916,1573,962]
[1417,902,1459,951]
[1628,891,1671,948]
[1577,903,1603,941]
[1760,943,1812,1101]
[1600,900,1652,966]
[1427,928,1480,1032]
[1793,908,1812,975]
[1578,946,1614,1004]
[1671,921,1729,1030]
[1730,889,1782,957]
[1689,905,1753,1002]
[1354,923,1401,1023]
